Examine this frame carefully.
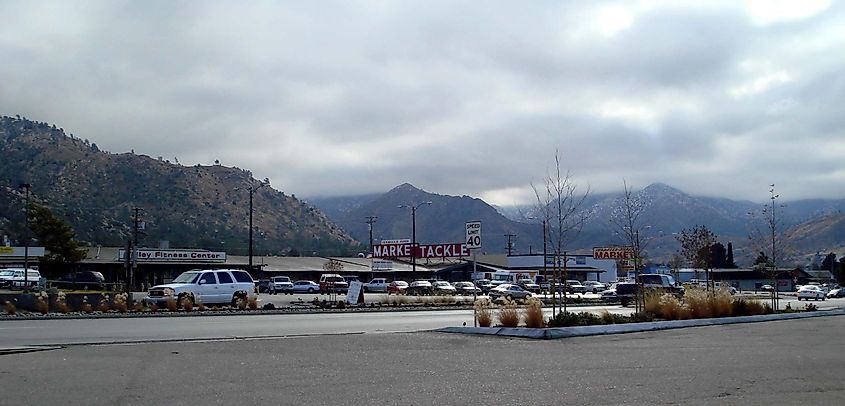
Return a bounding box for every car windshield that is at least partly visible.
[172,272,200,284]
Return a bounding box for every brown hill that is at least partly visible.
[0,115,358,255]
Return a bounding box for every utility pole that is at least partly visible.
[131,207,143,292]
[365,216,377,255]
[18,183,31,288]
[399,202,431,280]
[504,234,516,256]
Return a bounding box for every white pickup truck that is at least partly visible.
[363,278,389,293]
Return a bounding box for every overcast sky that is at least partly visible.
[2,0,844,205]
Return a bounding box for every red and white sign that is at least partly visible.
[372,243,468,259]
[593,246,635,260]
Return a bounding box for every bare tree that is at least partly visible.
[531,150,590,316]
[675,225,717,292]
[608,180,649,310]
[747,184,789,309]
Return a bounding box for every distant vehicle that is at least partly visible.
[387,281,409,295]
[407,280,432,296]
[292,280,319,293]
[488,284,532,302]
[364,278,389,293]
[566,280,587,294]
[53,271,105,291]
[616,274,683,307]
[475,279,494,293]
[517,279,541,293]
[319,274,348,294]
[432,281,457,295]
[452,281,481,295]
[342,275,361,284]
[581,281,606,294]
[761,284,774,292]
[269,276,294,295]
[797,285,825,301]
[601,283,618,301]
[0,268,41,289]
[826,288,845,298]
[256,279,270,293]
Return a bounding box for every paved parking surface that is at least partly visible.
[1,314,844,405]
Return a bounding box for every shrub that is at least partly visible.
[643,291,664,316]
[474,298,493,327]
[496,299,520,327]
[165,297,178,312]
[98,296,111,312]
[731,297,750,316]
[804,303,818,312]
[113,293,128,313]
[237,298,248,310]
[80,302,93,313]
[711,290,733,318]
[57,291,69,313]
[181,296,194,312]
[547,311,603,327]
[599,310,616,324]
[197,301,206,311]
[336,300,346,309]
[34,292,49,314]
[523,297,545,328]
[659,294,688,320]
[149,303,159,312]
[684,289,712,319]
[4,301,16,315]
[247,296,258,310]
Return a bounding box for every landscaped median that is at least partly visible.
[437,308,845,339]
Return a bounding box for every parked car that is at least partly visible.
[269,276,294,294]
[826,288,845,298]
[387,280,409,295]
[452,281,481,295]
[488,284,532,302]
[761,284,774,292]
[517,278,541,293]
[256,279,270,293]
[475,279,494,293]
[342,275,361,284]
[364,278,389,293]
[432,281,457,295]
[566,280,587,294]
[601,283,618,301]
[292,280,319,293]
[145,269,255,306]
[0,268,41,289]
[53,271,105,291]
[797,285,825,301]
[407,280,432,296]
[319,274,349,294]
[582,281,606,294]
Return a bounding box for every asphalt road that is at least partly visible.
[2,314,844,405]
[0,305,634,347]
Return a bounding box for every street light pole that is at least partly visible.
[399,202,431,280]
[18,183,31,287]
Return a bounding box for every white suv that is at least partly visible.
[145,269,256,306]
[0,268,41,289]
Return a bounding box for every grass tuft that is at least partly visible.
[496,299,520,327]
[523,297,545,328]
[474,298,493,327]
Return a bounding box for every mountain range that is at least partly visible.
[310,183,845,266]
[3,115,844,266]
[0,116,358,256]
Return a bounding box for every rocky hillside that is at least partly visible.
[0,116,358,255]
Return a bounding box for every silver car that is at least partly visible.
[488,284,532,301]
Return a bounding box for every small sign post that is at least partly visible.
[466,221,482,327]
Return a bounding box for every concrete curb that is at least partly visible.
[435,308,845,339]
[0,346,64,355]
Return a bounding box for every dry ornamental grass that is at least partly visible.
[523,297,545,328]
[497,299,520,327]
[474,298,493,327]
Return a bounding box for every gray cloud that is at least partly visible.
[1,0,844,204]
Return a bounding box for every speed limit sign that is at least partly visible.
[465,221,481,249]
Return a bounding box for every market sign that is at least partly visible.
[118,249,227,263]
[372,243,469,259]
[593,246,635,260]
